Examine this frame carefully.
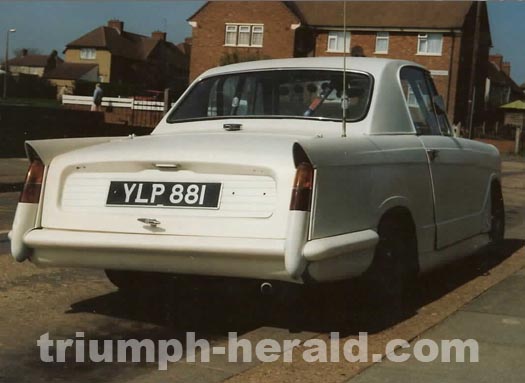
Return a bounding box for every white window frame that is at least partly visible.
[375,32,389,54]
[225,25,238,46]
[251,25,264,47]
[80,48,96,60]
[417,33,443,56]
[224,24,264,48]
[327,31,351,53]
[237,25,251,46]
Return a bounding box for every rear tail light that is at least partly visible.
[290,162,314,211]
[20,157,45,203]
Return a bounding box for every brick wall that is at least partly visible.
[0,105,151,158]
[453,3,491,128]
[315,30,460,121]
[475,138,518,155]
[189,1,300,80]
[65,49,111,82]
[63,104,163,128]
[10,66,45,77]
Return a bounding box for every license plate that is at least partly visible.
[106,181,222,208]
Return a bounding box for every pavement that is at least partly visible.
[347,159,525,383]
[350,266,525,383]
[0,157,524,382]
[0,158,26,240]
[0,157,27,192]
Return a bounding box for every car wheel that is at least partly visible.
[489,183,505,245]
[364,214,418,320]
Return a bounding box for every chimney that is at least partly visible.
[108,19,124,34]
[502,62,511,77]
[489,54,503,70]
[180,37,192,56]
[151,31,167,41]
[21,48,28,57]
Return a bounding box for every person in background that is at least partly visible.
[91,83,103,112]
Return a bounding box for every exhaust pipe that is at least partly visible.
[260,282,274,295]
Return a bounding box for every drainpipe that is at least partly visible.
[467,2,482,139]
[446,30,455,117]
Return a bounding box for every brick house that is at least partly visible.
[486,54,524,109]
[4,49,63,77]
[482,54,525,137]
[188,1,491,126]
[64,20,189,90]
[44,63,99,99]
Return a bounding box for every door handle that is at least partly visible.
[426,149,439,161]
[138,218,161,227]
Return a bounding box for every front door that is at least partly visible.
[400,67,488,249]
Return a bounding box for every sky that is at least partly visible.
[487,1,525,85]
[0,1,524,85]
[0,1,204,54]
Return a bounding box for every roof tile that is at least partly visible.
[290,1,474,29]
[66,26,164,61]
[44,63,97,80]
[7,54,63,67]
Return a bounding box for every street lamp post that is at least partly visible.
[3,28,16,99]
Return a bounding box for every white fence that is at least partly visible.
[62,95,166,111]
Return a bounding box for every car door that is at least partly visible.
[400,66,488,249]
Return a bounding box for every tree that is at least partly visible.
[13,48,41,57]
[351,46,365,57]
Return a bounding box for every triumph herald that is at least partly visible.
[9,57,504,297]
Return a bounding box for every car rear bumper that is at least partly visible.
[24,229,292,281]
[20,228,378,283]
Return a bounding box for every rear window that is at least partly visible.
[167,70,373,123]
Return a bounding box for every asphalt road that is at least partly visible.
[0,161,524,383]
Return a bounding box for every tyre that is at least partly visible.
[489,183,505,245]
[364,212,419,320]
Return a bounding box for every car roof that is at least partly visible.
[198,57,425,79]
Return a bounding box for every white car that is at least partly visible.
[9,57,504,297]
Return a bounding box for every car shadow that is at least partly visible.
[68,238,524,339]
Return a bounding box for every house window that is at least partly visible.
[375,32,389,54]
[80,48,96,60]
[417,33,443,55]
[238,26,251,46]
[225,25,238,46]
[251,26,264,47]
[224,24,264,47]
[327,31,351,53]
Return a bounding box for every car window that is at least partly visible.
[207,76,239,116]
[424,72,453,136]
[400,67,440,136]
[168,70,373,123]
